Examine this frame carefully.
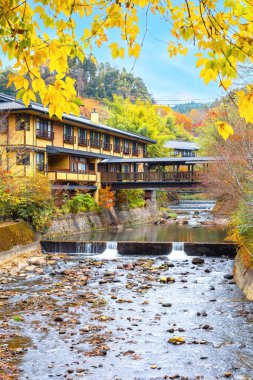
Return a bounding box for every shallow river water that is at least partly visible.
[57,223,228,243]
[1,253,252,380]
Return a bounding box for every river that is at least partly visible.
[57,223,228,243]
[1,251,252,379]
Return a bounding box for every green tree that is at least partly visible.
[106,96,192,157]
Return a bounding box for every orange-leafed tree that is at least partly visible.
[98,186,115,209]
[174,112,193,132]
[79,98,109,122]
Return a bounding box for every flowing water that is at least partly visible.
[169,242,187,259]
[1,254,252,379]
[169,200,216,212]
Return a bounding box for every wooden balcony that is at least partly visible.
[132,149,140,156]
[64,134,76,144]
[123,146,131,155]
[113,145,122,153]
[103,142,112,151]
[78,137,89,147]
[101,171,203,183]
[48,169,96,182]
[36,130,54,140]
[90,139,102,148]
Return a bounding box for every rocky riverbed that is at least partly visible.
[0,254,252,380]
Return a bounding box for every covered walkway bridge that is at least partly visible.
[100,156,218,190]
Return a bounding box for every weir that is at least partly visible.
[41,240,237,257]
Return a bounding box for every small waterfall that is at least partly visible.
[98,241,119,259]
[106,241,118,250]
[169,242,187,259]
[68,242,106,256]
[173,242,184,251]
[169,200,216,211]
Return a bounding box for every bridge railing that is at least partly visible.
[101,171,203,183]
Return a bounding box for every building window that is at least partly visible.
[78,128,88,146]
[103,134,111,151]
[90,131,101,148]
[123,139,131,155]
[36,118,53,140]
[16,114,30,131]
[122,164,130,173]
[64,125,75,144]
[143,144,148,157]
[36,152,45,171]
[88,163,95,172]
[70,156,88,173]
[132,141,139,156]
[113,136,121,153]
[0,114,9,133]
[16,151,30,165]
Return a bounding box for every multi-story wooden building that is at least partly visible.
[0,93,155,200]
[164,140,199,157]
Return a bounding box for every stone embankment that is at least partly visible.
[0,221,41,269]
[44,201,158,239]
[234,248,253,301]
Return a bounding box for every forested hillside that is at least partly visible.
[0,57,152,102]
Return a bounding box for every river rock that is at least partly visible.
[224,274,233,280]
[162,303,172,307]
[24,265,36,272]
[192,258,205,265]
[28,256,46,266]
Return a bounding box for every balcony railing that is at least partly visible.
[132,148,140,156]
[123,146,131,155]
[78,137,89,147]
[103,142,112,151]
[64,134,76,144]
[90,139,102,148]
[47,168,96,181]
[113,145,122,153]
[36,129,54,140]
[101,171,203,183]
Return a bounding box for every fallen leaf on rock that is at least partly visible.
[160,277,175,284]
[97,315,114,322]
[168,336,185,345]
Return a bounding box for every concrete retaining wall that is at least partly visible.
[234,251,253,301]
[43,201,158,239]
[0,221,36,252]
[0,242,41,266]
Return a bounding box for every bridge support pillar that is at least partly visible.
[150,190,157,209]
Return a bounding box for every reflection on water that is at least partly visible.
[58,223,228,242]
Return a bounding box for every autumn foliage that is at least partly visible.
[99,187,115,209]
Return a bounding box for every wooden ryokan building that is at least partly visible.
[0,93,156,200]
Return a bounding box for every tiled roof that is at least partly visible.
[0,93,156,144]
[46,145,114,159]
[100,157,218,164]
[164,140,199,150]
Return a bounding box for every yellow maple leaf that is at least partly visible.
[216,121,234,140]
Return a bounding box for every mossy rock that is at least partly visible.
[0,221,35,252]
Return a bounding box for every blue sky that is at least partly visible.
[85,9,225,105]
[1,4,225,105]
